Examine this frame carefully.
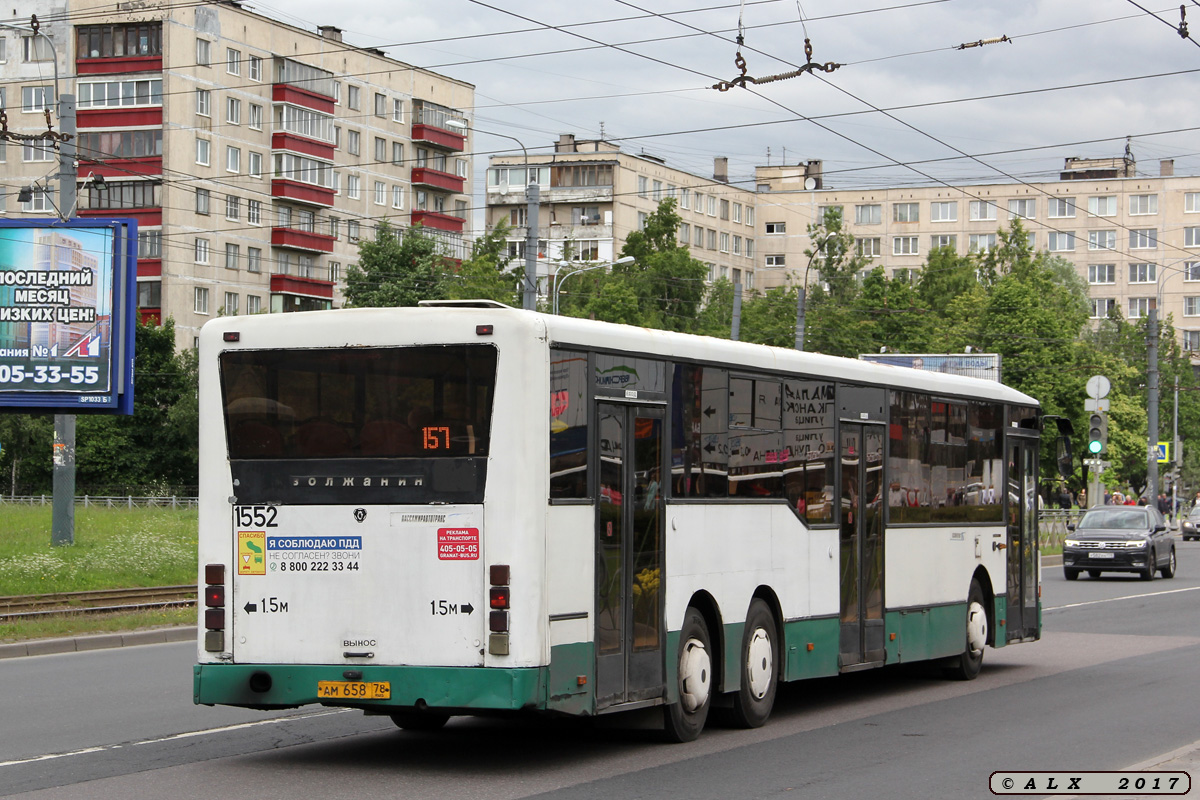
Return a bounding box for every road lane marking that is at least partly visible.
[0,709,350,769]
[1045,585,1200,611]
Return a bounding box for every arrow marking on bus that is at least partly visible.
[461,603,474,615]
[244,602,257,613]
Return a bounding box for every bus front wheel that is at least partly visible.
[728,599,778,728]
[663,608,712,743]
[944,579,987,681]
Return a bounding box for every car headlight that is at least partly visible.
[1064,538,1081,547]
[1126,538,1149,549]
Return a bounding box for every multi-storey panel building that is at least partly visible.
[755,156,1200,357]
[485,135,759,297]
[2,1,473,349]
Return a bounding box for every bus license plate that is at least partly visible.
[317,681,390,700]
[1089,552,1114,559]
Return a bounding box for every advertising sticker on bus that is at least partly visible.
[238,531,266,575]
[437,528,479,560]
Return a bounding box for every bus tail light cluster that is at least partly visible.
[204,563,226,652]
[488,564,510,656]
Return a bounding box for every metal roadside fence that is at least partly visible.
[0,495,198,509]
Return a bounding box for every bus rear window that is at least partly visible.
[221,345,496,460]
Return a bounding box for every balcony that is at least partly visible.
[272,84,335,115]
[411,167,465,193]
[272,227,336,253]
[78,207,162,227]
[77,55,162,75]
[78,107,163,129]
[271,132,335,161]
[78,158,161,179]
[272,179,335,208]
[411,124,466,152]
[411,210,465,233]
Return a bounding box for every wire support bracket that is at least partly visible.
[711,38,840,92]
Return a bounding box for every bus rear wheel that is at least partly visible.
[663,608,712,743]
[944,579,987,681]
[390,711,450,731]
[728,599,778,729]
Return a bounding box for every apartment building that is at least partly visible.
[755,155,1200,355]
[485,135,759,297]
[2,0,474,349]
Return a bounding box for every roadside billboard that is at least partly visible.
[0,219,137,414]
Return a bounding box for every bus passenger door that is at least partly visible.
[1006,438,1040,641]
[838,423,886,670]
[595,402,666,710]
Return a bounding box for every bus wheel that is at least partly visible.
[390,711,450,731]
[729,599,778,728]
[663,608,712,743]
[945,580,987,681]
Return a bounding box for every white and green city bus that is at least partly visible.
[194,301,1044,741]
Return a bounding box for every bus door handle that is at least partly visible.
[993,541,1007,551]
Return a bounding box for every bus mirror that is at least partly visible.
[1057,435,1073,478]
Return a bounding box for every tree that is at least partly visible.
[615,199,709,330]
[343,222,449,307]
[447,220,522,305]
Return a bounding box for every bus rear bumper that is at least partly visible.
[193,662,545,712]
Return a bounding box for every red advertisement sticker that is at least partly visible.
[437,527,480,560]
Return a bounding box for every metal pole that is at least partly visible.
[731,280,743,341]
[1148,306,1159,501]
[1174,375,1180,522]
[523,182,539,310]
[794,286,806,351]
[52,91,77,547]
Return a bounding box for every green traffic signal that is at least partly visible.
[1087,412,1107,455]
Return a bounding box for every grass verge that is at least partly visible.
[0,607,195,644]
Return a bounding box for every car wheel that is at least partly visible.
[1161,548,1177,579]
[1141,550,1157,581]
[944,579,987,681]
[728,599,779,729]
[663,607,712,743]
[1064,568,1080,581]
[1088,570,1102,579]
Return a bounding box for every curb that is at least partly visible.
[0,625,196,660]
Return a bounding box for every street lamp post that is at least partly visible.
[795,233,833,351]
[552,256,635,315]
[446,120,538,310]
[1148,260,1189,500]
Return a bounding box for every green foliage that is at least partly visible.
[448,219,522,305]
[343,221,449,307]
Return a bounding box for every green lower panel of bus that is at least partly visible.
[884,604,969,663]
[193,662,545,712]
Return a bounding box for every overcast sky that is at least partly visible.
[252,0,1200,193]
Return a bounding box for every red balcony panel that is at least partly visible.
[271,132,335,161]
[411,210,465,233]
[272,84,336,115]
[138,308,162,325]
[271,227,336,253]
[411,167,465,193]
[271,179,335,208]
[78,157,162,179]
[78,107,162,129]
[78,208,162,227]
[137,259,162,278]
[77,56,162,75]
[270,274,334,299]
[411,123,465,152]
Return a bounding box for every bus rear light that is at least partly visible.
[489,587,509,609]
[223,331,240,342]
[205,586,225,607]
[205,564,225,584]
[476,324,494,336]
[205,608,225,630]
[489,564,510,585]
[489,610,509,632]
[205,631,224,652]
[488,633,509,655]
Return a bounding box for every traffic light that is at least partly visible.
[1087,413,1107,455]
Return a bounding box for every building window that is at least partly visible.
[78,79,162,108]
[248,103,262,129]
[1187,193,1200,214]
[77,23,163,59]
[931,201,957,222]
[195,239,210,264]
[680,188,691,210]
[249,55,262,81]
[694,226,704,247]
[276,205,292,228]
[1186,262,1200,282]
[719,197,729,219]
[719,232,730,252]
[679,222,690,244]
[1048,197,1076,218]
[1008,198,1035,219]
[1130,194,1158,215]
[21,85,53,113]
[392,185,404,209]
[226,146,241,173]
[328,262,341,283]
[1091,298,1116,318]
[221,292,238,315]
[893,202,919,223]
[138,230,162,258]
[766,254,786,268]
[21,187,51,212]
[225,244,240,271]
[347,130,360,157]
[194,287,209,314]
[693,192,704,212]
[374,93,386,117]
[196,38,211,66]
[893,236,918,255]
[137,280,161,308]
[733,235,743,255]
[1185,227,1200,248]
[1129,263,1157,283]
[637,176,648,198]
[347,85,360,110]
[707,229,717,249]
[930,234,957,250]
[856,237,881,257]
[1088,195,1116,217]
[273,153,334,189]
[746,238,755,258]
[247,247,262,273]
[225,194,239,220]
[22,35,53,62]
[1130,228,1158,249]
[1128,297,1151,318]
[248,199,261,225]
[22,141,53,162]
[196,137,210,166]
[639,212,649,232]
[1184,331,1200,351]
[1089,264,1115,284]
[732,203,742,223]
[393,98,403,122]
[1187,297,1200,317]
[374,137,386,162]
[969,200,997,221]
[226,97,241,125]
[707,196,718,216]
[392,142,404,166]
[347,221,360,242]
[1089,230,1116,250]
[374,181,385,205]
[248,151,262,178]
[968,233,996,253]
[226,48,240,75]
[855,204,881,225]
[196,187,210,214]
[765,221,785,234]
[196,88,210,116]
[1047,231,1075,252]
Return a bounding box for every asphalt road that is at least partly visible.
[4,540,1200,800]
